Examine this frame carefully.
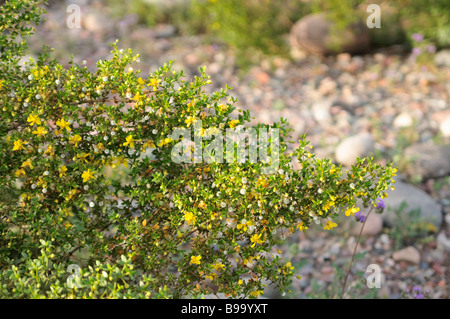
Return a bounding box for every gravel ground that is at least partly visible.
[24,1,450,299]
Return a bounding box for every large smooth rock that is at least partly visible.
[392,246,420,265]
[351,213,383,237]
[335,133,375,167]
[383,176,442,228]
[289,12,370,55]
[403,143,450,180]
[435,49,450,67]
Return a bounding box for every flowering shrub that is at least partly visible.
[0,0,397,299]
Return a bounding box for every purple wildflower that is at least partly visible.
[412,47,422,56]
[412,33,424,42]
[426,45,436,53]
[376,198,385,211]
[354,211,365,223]
[415,293,424,299]
[413,286,422,292]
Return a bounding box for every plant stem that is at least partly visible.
[340,206,373,299]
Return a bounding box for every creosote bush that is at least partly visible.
[0,0,397,299]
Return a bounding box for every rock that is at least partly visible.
[434,49,450,67]
[383,176,442,228]
[311,98,333,124]
[335,133,375,167]
[317,77,337,95]
[436,232,450,252]
[253,69,270,86]
[378,285,390,299]
[262,279,282,298]
[83,11,114,34]
[289,12,370,55]
[431,110,450,137]
[403,143,450,179]
[393,112,414,128]
[392,246,420,265]
[351,213,383,236]
[440,116,450,137]
[153,24,177,38]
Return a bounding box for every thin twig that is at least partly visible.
[340,206,373,299]
[64,220,114,260]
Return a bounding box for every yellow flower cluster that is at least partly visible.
[184,212,196,225]
[190,255,201,265]
[157,138,173,147]
[323,220,338,230]
[345,206,360,216]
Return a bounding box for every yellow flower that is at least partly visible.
[148,78,161,91]
[296,222,308,231]
[15,169,26,177]
[250,233,264,247]
[217,104,228,112]
[142,140,155,149]
[257,177,268,188]
[27,113,41,126]
[81,169,96,183]
[285,262,294,270]
[37,177,47,188]
[56,118,71,131]
[64,221,72,229]
[228,119,239,129]
[45,144,55,156]
[237,219,252,232]
[115,156,129,168]
[249,290,263,298]
[157,138,173,147]
[59,165,67,177]
[213,262,225,272]
[137,77,145,85]
[13,139,26,151]
[123,135,135,148]
[69,134,82,147]
[190,255,201,265]
[76,152,89,163]
[205,273,215,281]
[323,220,338,230]
[32,126,48,137]
[345,206,360,217]
[184,212,196,225]
[185,116,197,127]
[21,158,33,169]
[0,79,4,89]
[322,200,335,212]
[133,92,143,103]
